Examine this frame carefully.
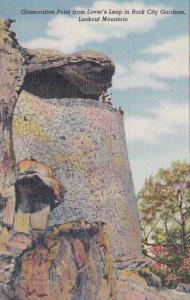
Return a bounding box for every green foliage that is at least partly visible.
[138,161,190,287]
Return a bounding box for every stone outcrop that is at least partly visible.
[24,49,115,100]
[15,160,65,210]
[13,94,142,260]
[2,160,64,235]
[0,19,26,193]
[0,220,115,300]
[1,219,188,300]
[115,270,190,300]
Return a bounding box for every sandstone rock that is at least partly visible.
[30,206,50,231]
[10,220,115,300]
[3,186,15,227]
[115,269,190,300]
[18,159,54,178]
[72,239,87,269]
[6,232,32,251]
[14,94,142,260]
[0,159,66,259]
[13,211,30,234]
[13,160,65,233]
[0,18,26,192]
[0,18,26,98]
[17,159,65,204]
[24,49,115,99]
[0,227,9,254]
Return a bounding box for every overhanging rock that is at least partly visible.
[24,49,115,99]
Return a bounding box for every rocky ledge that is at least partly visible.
[0,220,115,300]
[24,49,115,100]
[0,18,115,107]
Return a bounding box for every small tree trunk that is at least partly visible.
[178,191,186,257]
[181,214,186,256]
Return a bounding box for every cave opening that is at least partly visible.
[15,175,57,214]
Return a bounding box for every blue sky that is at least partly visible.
[0,0,189,192]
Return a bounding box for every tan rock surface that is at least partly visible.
[0,19,26,192]
[12,220,115,300]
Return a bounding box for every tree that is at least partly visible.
[138,161,190,287]
[0,19,26,195]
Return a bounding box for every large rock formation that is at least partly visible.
[24,48,115,100]
[11,220,115,300]
[13,95,142,260]
[0,19,26,193]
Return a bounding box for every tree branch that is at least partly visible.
[144,253,180,267]
[146,220,159,241]
[174,215,182,226]
[143,241,180,248]
[164,221,179,250]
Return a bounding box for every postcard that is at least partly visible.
[0,1,189,299]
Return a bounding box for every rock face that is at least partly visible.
[3,160,64,234]
[13,94,142,260]
[9,221,115,300]
[15,160,64,212]
[24,49,115,100]
[0,19,26,192]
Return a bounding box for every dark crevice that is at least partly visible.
[23,70,83,99]
[15,175,57,213]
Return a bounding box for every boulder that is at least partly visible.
[2,160,65,234]
[24,49,115,99]
[16,159,64,210]
[11,220,115,300]
[14,160,65,233]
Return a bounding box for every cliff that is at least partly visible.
[13,94,142,260]
[0,19,26,193]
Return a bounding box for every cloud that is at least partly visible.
[113,63,170,90]
[113,35,189,90]
[143,36,189,78]
[125,101,189,144]
[22,1,169,53]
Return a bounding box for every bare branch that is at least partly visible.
[146,220,160,241]
[174,216,182,226]
[164,221,179,250]
[144,253,180,267]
